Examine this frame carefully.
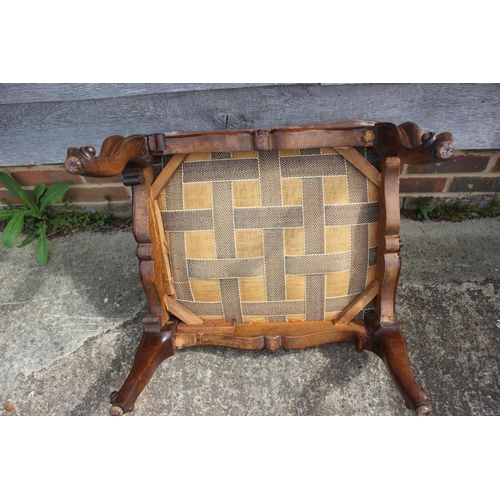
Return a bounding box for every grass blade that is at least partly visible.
[40,183,70,212]
[18,227,42,248]
[0,208,23,221]
[34,184,47,203]
[36,224,48,266]
[2,211,25,247]
[0,172,37,212]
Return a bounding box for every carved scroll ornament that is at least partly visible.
[65,135,153,177]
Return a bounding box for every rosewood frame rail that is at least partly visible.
[65,120,454,416]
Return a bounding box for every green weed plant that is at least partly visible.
[0,172,70,265]
[410,196,433,220]
[409,196,500,222]
[0,173,113,266]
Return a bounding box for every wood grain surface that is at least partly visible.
[1,83,498,166]
[0,83,291,104]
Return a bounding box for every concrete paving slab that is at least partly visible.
[1,218,499,416]
[0,231,144,397]
[398,218,500,284]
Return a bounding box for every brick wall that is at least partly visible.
[400,149,500,210]
[2,150,500,217]
[0,164,132,217]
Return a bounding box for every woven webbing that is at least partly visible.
[158,148,379,323]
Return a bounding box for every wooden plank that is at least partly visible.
[150,153,187,200]
[163,295,204,325]
[335,147,382,187]
[151,198,175,296]
[177,318,236,334]
[0,83,292,104]
[1,83,498,166]
[150,128,373,154]
[376,158,402,324]
[174,320,367,351]
[334,279,380,326]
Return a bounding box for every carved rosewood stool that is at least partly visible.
[64,121,453,415]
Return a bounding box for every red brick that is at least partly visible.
[0,189,29,206]
[406,151,490,174]
[448,177,500,193]
[492,156,500,172]
[400,177,447,193]
[64,186,131,203]
[10,168,83,186]
[84,174,124,184]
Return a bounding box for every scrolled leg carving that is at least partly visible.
[109,321,176,416]
[420,131,454,161]
[65,135,153,177]
[363,311,431,415]
[374,122,454,165]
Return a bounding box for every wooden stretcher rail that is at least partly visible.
[147,128,375,154]
[175,320,368,351]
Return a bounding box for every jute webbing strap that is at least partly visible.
[158,147,380,323]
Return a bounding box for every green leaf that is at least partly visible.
[36,225,48,266]
[0,208,23,221]
[39,182,70,212]
[34,184,47,203]
[18,227,42,248]
[2,211,25,247]
[0,172,37,212]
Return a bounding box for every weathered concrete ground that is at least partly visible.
[1,218,499,416]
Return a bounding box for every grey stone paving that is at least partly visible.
[1,218,499,416]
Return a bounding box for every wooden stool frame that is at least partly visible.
[65,120,454,416]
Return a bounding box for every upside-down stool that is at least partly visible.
[64,120,454,415]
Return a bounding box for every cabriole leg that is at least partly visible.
[109,322,175,416]
[361,311,431,415]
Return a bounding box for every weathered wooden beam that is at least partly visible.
[0,83,291,104]
[1,83,498,166]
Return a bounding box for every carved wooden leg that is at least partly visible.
[360,311,431,415]
[109,322,175,416]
